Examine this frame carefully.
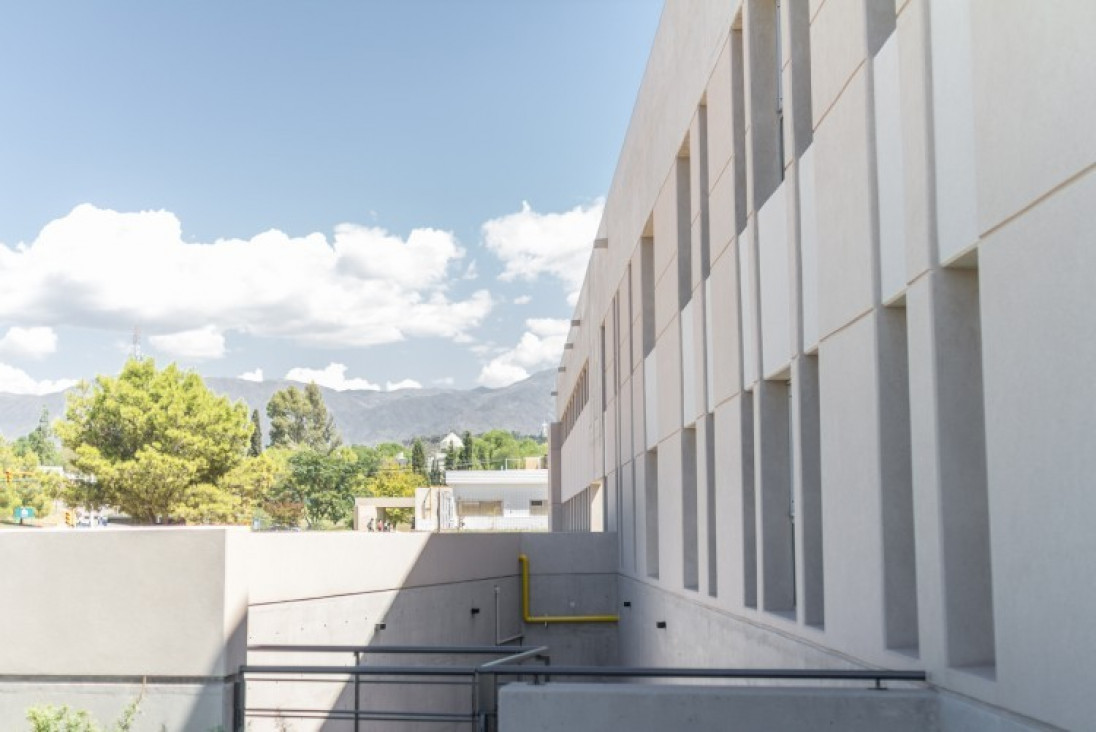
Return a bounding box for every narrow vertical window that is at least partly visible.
[742,391,758,608]
[879,306,918,653]
[937,269,995,672]
[705,413,718,597]
[759,379,795,614]
[795,355,824,626]
[645,448,660,579]
[683,427,699,590]
[731,21,748,236]
[677,146,692,310]
[642,236,656,357]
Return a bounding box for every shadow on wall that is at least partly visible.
[240,531,620,731]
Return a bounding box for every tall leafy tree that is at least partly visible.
[460,431,474,470]
[0,439,61,519]
[249,409,263,457]
[411,438,426,476]
[14,407,61,466]
[266,382,341,452]
[55,359,253,523]
[269,447,362,527]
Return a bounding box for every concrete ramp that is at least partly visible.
[499,683,938,732]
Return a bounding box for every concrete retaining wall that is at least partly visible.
[499,684,939,732]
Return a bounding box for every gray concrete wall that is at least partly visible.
[0,529,618,731]
[499,684,939,732]
[0,527,247,731]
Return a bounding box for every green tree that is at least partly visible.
[248,409,263,457]
[270,447,362,527]
[474,429,547,469]
[347,444,382,477]
[181,451,288,524]
[460,431,474,470]
[55,358,253,523]
[374,442,405,461]
[0,440,60,519]
[411,438,426,475]
[266,382,341,452]
[444,444,458,471]
[14,407,61,466]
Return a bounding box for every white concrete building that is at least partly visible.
[418,469,550,532]
[552,1,1096,730]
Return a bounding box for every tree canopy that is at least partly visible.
[13,407,61,466]
[267,447,366,527]
[249,409,263,457]
[0,439,61,520]
[266,382,341,453]
[56,358,257,523]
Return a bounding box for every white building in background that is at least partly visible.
[439,432,464,451]
[552,1,1095,730]
[417,469,550,532]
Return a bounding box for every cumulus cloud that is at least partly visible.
[512,295,532,305]
[0,204,492,350]
[149,325,226,360]
[239,368,264,382]
[482,200,603,305]
[285,363,380,391]
[477,317,570,388]
[386,379,422,391]
[0,362,77,395]
[0,326,58,359]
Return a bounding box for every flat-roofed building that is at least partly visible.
[552,1,1096,729]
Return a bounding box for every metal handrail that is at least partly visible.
[248,644,535,655]
[483,665,926,683]
[233,645,927,731]
[234,644,552,731]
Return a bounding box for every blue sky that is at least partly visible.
[0,0,662,394]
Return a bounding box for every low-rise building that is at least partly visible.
[416,469,549,532]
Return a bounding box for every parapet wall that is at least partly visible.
[0,528,619,731]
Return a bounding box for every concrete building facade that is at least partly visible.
[417,469,551,531]
[553,1,1096,730]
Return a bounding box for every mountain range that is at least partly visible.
[0,369,557,446]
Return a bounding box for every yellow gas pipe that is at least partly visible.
[519,553,619,624]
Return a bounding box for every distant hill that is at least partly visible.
[0,369,556,446]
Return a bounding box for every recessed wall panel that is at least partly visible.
[759,181,792,377]
[873,32,907,303]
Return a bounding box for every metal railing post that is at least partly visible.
[354,651,361,732]
[475,668,498,732]
[233,672,246,732]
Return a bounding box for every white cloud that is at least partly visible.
[0,362,77,395]
[512,295,532,305]
[0,326,58,359]
[0,204,492,349]
[478,361,531,389]
[285,363,380,391]
[239,368,264,382]
[482,200,603,305]
[477,317,570,388]
[149,325,226,360]
[386,379,422,391]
